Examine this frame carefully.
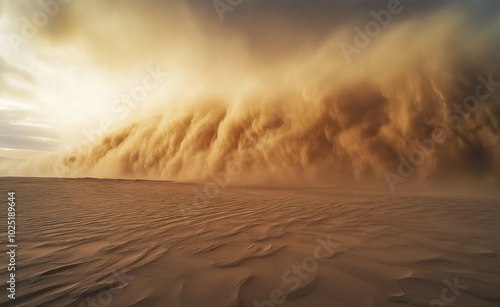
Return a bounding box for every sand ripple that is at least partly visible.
[0,178,499,306]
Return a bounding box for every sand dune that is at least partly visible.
[0,177,499,306]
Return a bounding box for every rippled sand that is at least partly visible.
[0,177,499,306]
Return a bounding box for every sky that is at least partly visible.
[0,0,499,189]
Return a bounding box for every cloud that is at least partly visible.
[0,55,35,100]
[0,55,61,155]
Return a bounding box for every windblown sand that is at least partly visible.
[0,177,499,306]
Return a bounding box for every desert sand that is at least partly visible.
[0,177,499,307]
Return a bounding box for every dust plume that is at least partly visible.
[1,0,500,189]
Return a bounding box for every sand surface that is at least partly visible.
[0,177,499,306]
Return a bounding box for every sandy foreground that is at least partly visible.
[0,177,499,307]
